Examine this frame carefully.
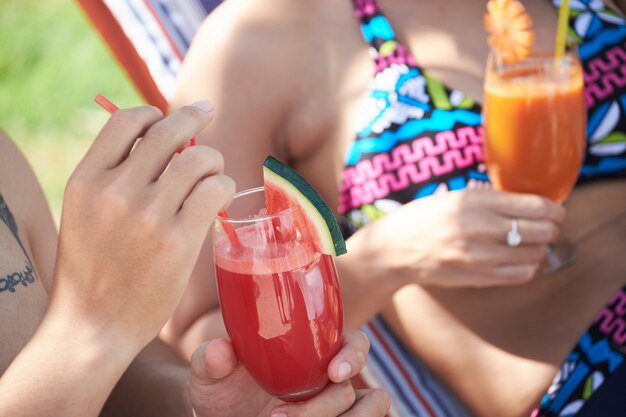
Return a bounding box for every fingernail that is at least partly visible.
[271,413,287,417]
[337,361,352,380]
[192,100,214,113]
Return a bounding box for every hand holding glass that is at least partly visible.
[483,44,586,272]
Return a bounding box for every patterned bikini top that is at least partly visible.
[339,0,626,238]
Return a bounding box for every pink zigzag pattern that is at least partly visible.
[584,43,626,108]
[339,126,484,213]
[594,289,626,346]
[584,43,626,84]
[353,0,378,18]
[374,44,418,73]
[342,126,483,189]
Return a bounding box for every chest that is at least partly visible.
[288,0,559,206]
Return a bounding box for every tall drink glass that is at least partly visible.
[213,187,344,402]
[483,44,586,272]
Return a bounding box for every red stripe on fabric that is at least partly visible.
[369,323,438,417]
[142,0,184,61]
[75,0,168,112]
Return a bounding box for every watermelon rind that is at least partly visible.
[263,156,347,256]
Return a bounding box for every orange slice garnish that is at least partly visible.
[484,0,534,63]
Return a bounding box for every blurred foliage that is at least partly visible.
[0,0,142,222]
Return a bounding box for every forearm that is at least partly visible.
[179,309,229,360]
[0,314,135,417]
[337,232,410,329]
[101,338,194,417]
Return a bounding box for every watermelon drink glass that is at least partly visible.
[213,186,344,402]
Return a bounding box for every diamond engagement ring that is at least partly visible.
[507,219,522,247]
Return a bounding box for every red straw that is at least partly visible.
[217,211,243,252]
[94,93,196,153]
[95,94,238,249]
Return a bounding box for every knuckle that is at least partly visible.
[179,147,208,170]
[457,188,477,207]
[530,196,549,217]
[371,388,392,411]
[521,265,536,281]
[472,246,493,263]
[142,105,164,120]
[208,175,236,201]
[356,330,371,353]
[538,222,559,242]
[182,104,208,125]
[135,207,161,232]
[148,121,179,142]
[204,146,225,171]
[111,106,163,128]
[65,172,90,198]
[549,223,560,241]
[109,108,135,125]
[338,381,357,406]
[159,231,185,255]
[183,147,224,173]
[100,184,130,215]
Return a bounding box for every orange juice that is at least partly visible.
[484,62,586,203]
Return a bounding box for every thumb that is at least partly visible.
[191,339,238,385]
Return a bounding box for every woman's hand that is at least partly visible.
[347,188,565,289]
[49,102,235,356]
[189,329,390,417]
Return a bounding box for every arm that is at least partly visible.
[101,339,193,417]
[0,104,235,416]
[0,314,136,416]
[0,132,195,417]
[166,0,296,356]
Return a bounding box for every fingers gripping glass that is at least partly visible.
[483,42,586,273]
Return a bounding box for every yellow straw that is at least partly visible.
[555,0,570,58]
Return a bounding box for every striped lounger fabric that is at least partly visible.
[76,0,223,111]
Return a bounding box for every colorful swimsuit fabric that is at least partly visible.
[534,3,626,416]
[340,0,626,416]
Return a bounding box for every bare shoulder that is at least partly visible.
[0,130,57,290]
[173,0,326,181]
[175,0,315,111]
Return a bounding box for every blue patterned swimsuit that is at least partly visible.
[340,1,626,416]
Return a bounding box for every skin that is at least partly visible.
[0,104,389,416]
[170,0,626,416]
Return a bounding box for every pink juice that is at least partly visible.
[215,225,343,401]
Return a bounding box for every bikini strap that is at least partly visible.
[350,0,418,71]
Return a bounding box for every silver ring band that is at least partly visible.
[507,219,522,247]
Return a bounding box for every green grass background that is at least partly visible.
[0,0,142,222]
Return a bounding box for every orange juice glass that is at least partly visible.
[483,48,586,271]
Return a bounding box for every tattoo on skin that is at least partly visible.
[0,260,36,293]
[0,193,38,294]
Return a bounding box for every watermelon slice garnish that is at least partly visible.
[263,156,347,256]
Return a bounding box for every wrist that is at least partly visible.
[44,300,141,368]
[343,227,412,291]
[336,232,410,328]
[0,309,139,416]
